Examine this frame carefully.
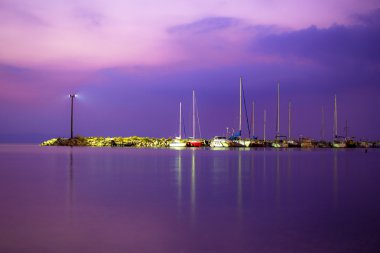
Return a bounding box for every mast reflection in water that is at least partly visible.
[0,145,380,253]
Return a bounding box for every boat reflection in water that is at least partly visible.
[0,145,379,253]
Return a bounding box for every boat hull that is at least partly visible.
[169,141,187,147]
[225,140,248,147]
[288,140,301,148]
[272,142,288,148]
[332,142,346,148]
[210,141,228,148]
[301,143,313,148]
[187,140,203,147]
[210,137,229,148]
[249,140,265,147]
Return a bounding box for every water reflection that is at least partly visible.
[176,149,182,207]
[171,148,347,225]
[250,152,255,204]
[237,150,242,218]
[287,150,293,203]
[67,147,74,217]
[1,145,379,252]
[191,149,196,222]
[333,149,338,208]
[276,151,280,206]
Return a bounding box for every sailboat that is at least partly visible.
[272,82,288,148]
[249,100,265,147]
[210,136,229,147]
[317,106,329,148]
[169,102,187,147]
[343,120,357,148]
[227,77,250,147]
[187,90,204,147]
[332,95,346,148]
[287,101,301,147]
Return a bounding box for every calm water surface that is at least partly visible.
[0,145,379,253]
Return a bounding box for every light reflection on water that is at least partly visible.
[0,145,380,253]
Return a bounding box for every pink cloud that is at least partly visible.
[0,0,378,70]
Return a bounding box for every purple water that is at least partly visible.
[0,145,379,253]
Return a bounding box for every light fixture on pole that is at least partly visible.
[69,94,76,139]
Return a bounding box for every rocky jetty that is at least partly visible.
[41,136,172,148]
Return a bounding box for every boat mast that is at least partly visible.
[334,95,338,138]
[252,100,255,138]
[288,100,291,140]
[192,90,195,139]
[264,109,267,142]
[239,77,242,135]
[276,82,280,138]
[179,102,182,139]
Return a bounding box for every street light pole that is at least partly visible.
[70,94,76,139]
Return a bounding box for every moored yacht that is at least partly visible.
[170,137,187,147]
[300,137,314,148]
[331,95,346,148]
[332,136,346,148]
[272,135,288,148]
[210,136,229,147]
[272,82,288,148]
[169,102,187,148]
[187,90,205,147]
[345,137,357,148]
[249,139,265,147]
[227,76,250,147]
[288,139,300,148]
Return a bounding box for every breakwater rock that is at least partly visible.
[41,136,172,148]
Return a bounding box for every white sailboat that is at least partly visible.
[187,90,204,147]
[332,95,346,148]
[272,82,288,148]
[210,136,229,147]
[287,100,300,147]
[212,77,250,148]
[169,102,187,147]
[249,100,264,147]
[230,77,249,147]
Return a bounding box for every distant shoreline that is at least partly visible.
[41,136,172,148]
[40,136,379,148]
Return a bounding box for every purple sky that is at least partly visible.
[1,0,380,142]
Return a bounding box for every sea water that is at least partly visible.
[0,145,379,253]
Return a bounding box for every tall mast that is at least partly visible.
[239,77,242,134]
[252,100,255,137]
[70,94,75,139]
[179,102,182,139]
[276,82,280,137]
[264,109,267,142]
[334,95,338,138]
[288,100,291,139]
[192,90,195,138]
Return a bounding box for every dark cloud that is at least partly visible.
[354,8,380,27]
[254,11,380,65]
[167,17,240,34]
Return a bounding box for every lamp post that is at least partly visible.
[69,94,76,139]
